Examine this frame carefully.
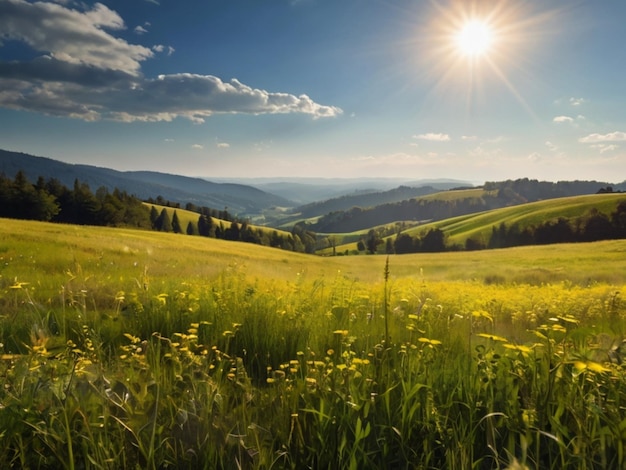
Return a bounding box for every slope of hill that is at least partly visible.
[415,192,626,244]
[289,185,455,220]
[0,149,291,216]
[309,180,625,233]
[211,177,471,205]
[325,192,626,254]
[2,217,626,286]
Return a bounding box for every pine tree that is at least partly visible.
[186,221,197,235]
[171,210,182,233]
[155,208,172,232]
[150,206,159,229]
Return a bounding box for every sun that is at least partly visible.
[454,19,494,58]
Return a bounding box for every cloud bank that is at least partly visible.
[0,0,341,121]
[414,133,451,142]
[579,132,626,143]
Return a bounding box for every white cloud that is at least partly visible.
[461,135,478,141]
[553,115,574,123]
[0,0,152,74]
[152,44,175,56]
[191,144,204,150]
[164,138,174,142]
[0,1,341,121]
[217,142,230,149]
[569,97,585,106]
[413,133,451,142]
[134,25,148,35]
[579,132,626,143]
[591,144,619,154]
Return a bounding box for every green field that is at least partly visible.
[326,192,626,253]
[1,218,625,468]
[411,193,626,245]
[145,203,293,238]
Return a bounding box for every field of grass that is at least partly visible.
[1,218,625,468]
[406,193,626,245]
[145,203,293,238]
[326,193,626,253]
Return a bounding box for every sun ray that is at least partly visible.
[410,0,567,121]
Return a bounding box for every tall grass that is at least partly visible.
[1,219,625,468]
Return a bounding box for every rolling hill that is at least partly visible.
[2,216,625,286]
[0,149,291,216]
[324,192,626,253]
[410,192,626,246]
[307,180,625,233]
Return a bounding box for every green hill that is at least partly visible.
[306,180,624,233]
[145,203,293,238]
[325,193,626,253]
[411,192,626,246]
[1,217,625,286]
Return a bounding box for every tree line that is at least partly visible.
[0,171,151,227]
[477,204,626,250]
[0,171,317,254]
[359,202,626,255]
[149,205,317,254]
[145,196,237,224]
[356,228,447,255]
[310,179,626,234]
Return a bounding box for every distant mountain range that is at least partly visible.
[0,149,473,220]
[0,149,291,216]
[5,149,621,234]
[213,177,473,205]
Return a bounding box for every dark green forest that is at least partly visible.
[0,171,316,253]
[0,171,151,228]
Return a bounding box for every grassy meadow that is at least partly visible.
[1,218,626,468]
[145,203,294,240]
[325,192,626,254]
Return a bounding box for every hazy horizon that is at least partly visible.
[1,0,625,182]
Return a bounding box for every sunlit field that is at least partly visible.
[1,218,625,469]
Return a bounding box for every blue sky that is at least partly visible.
[1,0,625,182]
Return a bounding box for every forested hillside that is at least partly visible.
[0,149,290,215]
[0,171,152,228]
[291,185,447,219]
[310,179,625,233]
[0,171,317,254]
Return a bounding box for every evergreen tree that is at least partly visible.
[71,179,100,225]
[155,208,172,232]
[225,221,241,241]
[150,206,159,228]
[186,221,198,235]
[11,171,59,221]
[197,215,214,237]
[171,210,182,233]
